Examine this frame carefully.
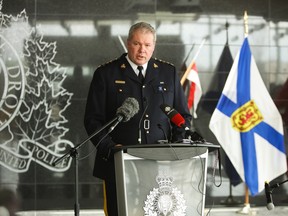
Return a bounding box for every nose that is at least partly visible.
[139,45,145,52]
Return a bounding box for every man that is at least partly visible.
[84,22,192,215]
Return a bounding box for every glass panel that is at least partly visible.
[1,0,288,214]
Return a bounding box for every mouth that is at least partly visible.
[137,55,145,60]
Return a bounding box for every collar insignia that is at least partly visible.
[120,64,126,69]
[154,63,158,68]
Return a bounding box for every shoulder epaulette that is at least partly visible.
[96,57,118,69]
[154,57,174,66]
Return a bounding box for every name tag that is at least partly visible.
[115,80,125,84]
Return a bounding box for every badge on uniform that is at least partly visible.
[115,80,125,84]
[157,83,167,93]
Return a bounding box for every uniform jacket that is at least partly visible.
[84,53,192,180]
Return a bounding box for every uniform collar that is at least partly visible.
[125,55,148,76]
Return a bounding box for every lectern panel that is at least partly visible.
[115,147,208,216]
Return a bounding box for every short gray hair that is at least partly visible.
[128,22,156,42]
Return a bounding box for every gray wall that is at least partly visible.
[0,0,288,214]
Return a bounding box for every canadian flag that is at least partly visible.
[187,63,202,118]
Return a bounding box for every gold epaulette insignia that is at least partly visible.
[97,58,118,68]
[154,58,174,66]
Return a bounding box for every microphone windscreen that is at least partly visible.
[267,202,274,210]
[116,97,139,122]
[171,113,185,127]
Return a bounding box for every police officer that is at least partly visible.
[84,22,192,216]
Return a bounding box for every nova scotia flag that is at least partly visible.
[209,38,287,195]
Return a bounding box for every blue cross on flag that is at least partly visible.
[209,37,287,196]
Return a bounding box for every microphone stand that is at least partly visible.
[266,178,288,210]
[270,179,288,191]
[52,117,119,216]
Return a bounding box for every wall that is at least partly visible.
[0,0,288,214]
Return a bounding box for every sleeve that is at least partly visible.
[171,66,193,142]
[83,68,116,158]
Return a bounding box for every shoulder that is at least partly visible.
[96,58,119,70]
[96,54,126,70]
[150,58,176,73]
[152,57,175,69]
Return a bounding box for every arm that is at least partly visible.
[84,69,116,158]
[171,66,193,142]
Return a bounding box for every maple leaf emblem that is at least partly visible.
[0,8,73,172]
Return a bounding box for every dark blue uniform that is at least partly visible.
[84,53,192,215]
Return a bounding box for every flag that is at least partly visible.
[213,43,242,186]
[187,63,202,118]
[209,37,287,196]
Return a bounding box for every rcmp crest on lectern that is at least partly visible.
[143,174,187,216]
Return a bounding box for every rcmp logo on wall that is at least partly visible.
[0,3,73,173]
[143,174,187,216]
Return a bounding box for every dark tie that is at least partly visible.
[137,66,144,83]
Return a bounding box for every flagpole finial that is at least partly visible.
[225,21,230,44]
[244,11,249,37]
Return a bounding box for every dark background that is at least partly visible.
[0,0,288,213]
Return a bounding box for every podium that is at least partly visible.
[114,143,219,216]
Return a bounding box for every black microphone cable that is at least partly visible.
[157,123,168,143]
[157,123,179,160]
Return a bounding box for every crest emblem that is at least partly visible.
[231,100,263,132]
[143,174,186,216]
[0,7,73,173]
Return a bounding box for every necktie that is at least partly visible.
[137,66,144,83]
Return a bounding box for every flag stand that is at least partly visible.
[236,186,257,215]
[220,181,241,206]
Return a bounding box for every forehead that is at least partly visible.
[130,29,155,42]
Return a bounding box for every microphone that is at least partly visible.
[160,104,185,128]
[160,104,205,143]
[265,181,274,210]
[185,130,205,143]
[108,97,139,133]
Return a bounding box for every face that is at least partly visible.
[127,29,155,66]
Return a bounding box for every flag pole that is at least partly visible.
[180,44,195,91]
[118,35,127,53]
[236,185,252,214]
[180,39,205,86]
[244,185,249,205]
[244,11,249,38]
[243,11,250,211]
[244,10,250,208]
[236,11,255,215]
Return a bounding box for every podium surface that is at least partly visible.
[114,143,218,216]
